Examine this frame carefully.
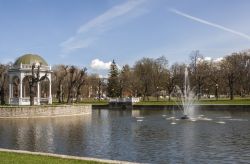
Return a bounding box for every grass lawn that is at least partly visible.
[0,151,108,164]
[3,97,250,107]
[52,99,108,105]
[78,100,108,105]
[134,98,250,105]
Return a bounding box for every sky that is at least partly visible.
[1,0,250,75]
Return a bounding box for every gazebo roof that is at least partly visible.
[14,54,48,66]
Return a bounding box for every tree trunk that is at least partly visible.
[29,84,35,106]
[62,93,65,103]
[197,77,201,100]
[0,88,5,105]
[75,85,82,103]
[58,84,63,103]
[215,87,218,101]
[75,91,80,103]
[98,88,101,101]
[229,83,234,100]
[67,86,73,104]
[0,75,7,105]
[229,76,234,100]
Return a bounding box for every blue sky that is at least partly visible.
[1,0,250,75]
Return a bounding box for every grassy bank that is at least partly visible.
[0,151,107,164]
[52,99,108,105]
[78,100,108,105]
[134,98,250,105]
[3,98,250,107]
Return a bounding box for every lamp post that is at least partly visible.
[156,86,159,101]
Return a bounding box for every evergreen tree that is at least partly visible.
[107,60,120,97]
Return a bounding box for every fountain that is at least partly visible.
[172,67,196,119]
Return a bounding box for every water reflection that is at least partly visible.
[0,109,250,163]
[0,116,91,154]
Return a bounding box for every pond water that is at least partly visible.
[0,108,250,163]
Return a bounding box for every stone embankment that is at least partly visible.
[0,105,92,118]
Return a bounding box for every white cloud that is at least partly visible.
[214,57,223,63]
[98,74,108,78]
[204,56,212,61]
[197,56,224,63]
[170,8,250,41]
[60,0,147,54]
[60,37,97,53]
[90,59,112,70]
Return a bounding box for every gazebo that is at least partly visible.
[8,54,52,105]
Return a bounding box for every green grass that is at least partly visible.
[3,97,250,107]
[0,151,107,164]
[52,99,108,105]
[78,100,108,105]
[198,98,250,105]
[135,101,176,105]
[134,98,250,105]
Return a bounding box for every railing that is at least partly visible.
[10,64,51,70]
[40,98,49,104]
[21,97,30,102]
[131,97,140,103]
[9,97,50,104]
[9,98,19,104]
[109,97,140,103]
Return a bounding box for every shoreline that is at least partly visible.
[92,104,250,110]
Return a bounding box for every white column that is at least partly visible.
[37,82,40,105]
[8,75,12,104]
[49,77,52,104]
[9,84,12,104]
[19,80,22,105]
[11,84,13,98]
[20,82,22,98]
[23,86,26,97]
[20,75,23,98]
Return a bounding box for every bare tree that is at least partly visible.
[67,66,77,104]
[0,64,8,105]
[120,65,133,97]
[75,67,87,103]
[27,64,47,106]
[207,60,222,100]
[164,64,178,101]
[149,56,167,101]
[189,50,203,99]
[65,66,88,104]
[53,65,68,103]
[221,52,250,100]
[134,58,155,101]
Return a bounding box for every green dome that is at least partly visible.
[14,54,48,66]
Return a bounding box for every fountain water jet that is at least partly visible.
[171,67,196,119]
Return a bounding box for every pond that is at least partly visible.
[0,108,250,163]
